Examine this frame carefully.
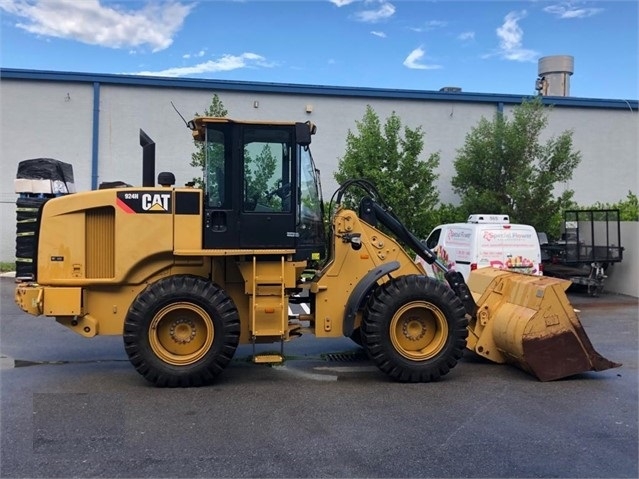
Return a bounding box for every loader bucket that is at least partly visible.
[465,268,621,381]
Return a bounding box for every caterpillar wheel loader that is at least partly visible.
[14,117,620,387]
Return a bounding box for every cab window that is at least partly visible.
[242,128,292,213]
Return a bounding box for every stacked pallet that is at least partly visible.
[15,158,75,280]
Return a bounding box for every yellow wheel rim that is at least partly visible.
[389,301,448,361]
[149,302,214,366]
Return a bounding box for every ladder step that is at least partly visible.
[253,353,284,364]
[255,277,282,285]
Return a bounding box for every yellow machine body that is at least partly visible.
[13,186,303,344]
[312,208,425,337]
[13,193,420,342]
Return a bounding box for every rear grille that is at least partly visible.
[86,207,115,279]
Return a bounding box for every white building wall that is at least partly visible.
[555,108,638,205]
[604,222,638,298]
[503,104,639,205]
[91,86,497,201]
[0,80,94,262]
[1,76,637,296]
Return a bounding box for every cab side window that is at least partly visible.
[205,129,229,208]
[242,128,292,213]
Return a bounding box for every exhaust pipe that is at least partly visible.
[140,129,155,187]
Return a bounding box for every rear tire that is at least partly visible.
[362,275,468,382]
[123,275,240,387]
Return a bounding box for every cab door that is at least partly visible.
[203,123,240,249]
[238,125,296,249]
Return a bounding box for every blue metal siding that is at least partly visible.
[92,82,100,190]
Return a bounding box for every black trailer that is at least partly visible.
[540,209,624,296]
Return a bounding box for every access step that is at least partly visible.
[253,353,284,364]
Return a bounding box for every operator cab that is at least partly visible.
[191,117,325,262]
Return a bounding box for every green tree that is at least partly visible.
[334,105,441,239]
[431,202,467,227]
[570,191,639,221]
[607,191,638,221]
[190,94,228,188]
[452,97,581,237]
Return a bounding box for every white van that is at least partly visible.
[417,214,543,282]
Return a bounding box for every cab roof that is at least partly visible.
[190,116,313,141]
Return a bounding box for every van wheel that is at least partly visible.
[123,275,240,387]
[362,275,468,382]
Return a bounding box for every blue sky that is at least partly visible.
[1,0,637,100]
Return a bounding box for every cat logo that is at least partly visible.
[116,191,172,214]
[142,193,171,212]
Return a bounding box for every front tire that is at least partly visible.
[123,275,240,387]
[361,275,468,382]
[349,327,364,347]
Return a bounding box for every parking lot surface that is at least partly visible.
[1,277,637,478]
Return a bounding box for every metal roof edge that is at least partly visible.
[1,68,637,110]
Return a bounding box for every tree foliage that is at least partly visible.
[190,94,228,188]
[570,191,638,222]
[452,98,581,237]
[334,105,441,239]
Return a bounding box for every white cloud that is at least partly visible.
[132,53,274,77]
[371,30,387,38]
[458,31,475,41]
[329,0,357,6]
[0,0,192,52]
[425,20,447,29]
[354,1,396,23]
[403,46,442,70]
[410,20,448,33]
[544,2,603,19]
[183,49,206,59]
[494,10,538,62]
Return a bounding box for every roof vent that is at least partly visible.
[439,86,462,93]
[536,55,574,97]
[467,214,510,224]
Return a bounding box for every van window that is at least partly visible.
[426,228,441,249]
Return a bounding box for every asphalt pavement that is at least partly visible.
[1,276,637,478]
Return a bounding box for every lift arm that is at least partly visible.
[358,196,477,317]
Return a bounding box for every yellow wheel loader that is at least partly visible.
[14,117,620,387]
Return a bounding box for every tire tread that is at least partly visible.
[361,275,468,383]
[123,275,240,387]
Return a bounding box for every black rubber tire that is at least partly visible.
[349,327,363,347]
[361,275,468,382]
[123,275,240,387]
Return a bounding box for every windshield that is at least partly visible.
[297,144,325,259]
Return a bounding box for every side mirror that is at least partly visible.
[295,122,315,146]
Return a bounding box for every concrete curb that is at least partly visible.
[0,272,16,278]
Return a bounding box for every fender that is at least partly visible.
[342,261,400,336]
